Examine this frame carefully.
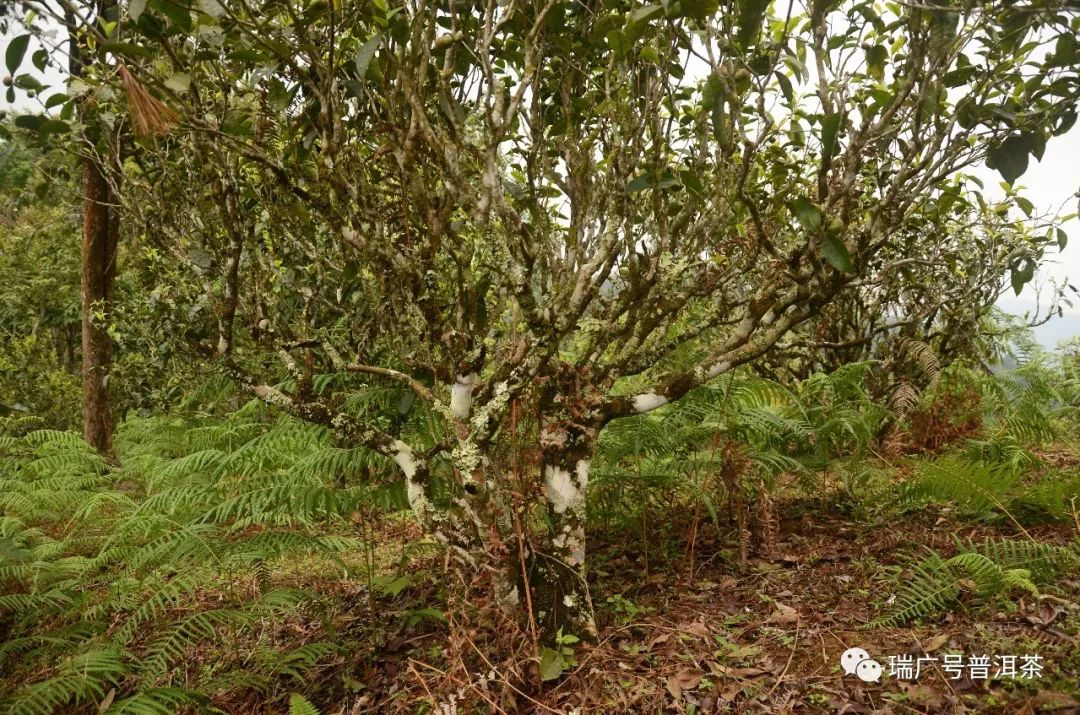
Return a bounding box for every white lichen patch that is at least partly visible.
[452,440,483,475]
[563,594,576,608]
[575,459,590,491]
[539,426,567,448]
[449,372,477,420]
[391,440,418,478]
[406,479,426,510]
[470,380,509,434]
[552,528,585,566]
[392,440,431,514]
[545,460,590,515]
[544,465,579,514]
[632,390,668,413]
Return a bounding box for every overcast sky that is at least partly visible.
[976,129,1080,320]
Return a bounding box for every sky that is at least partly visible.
[975,128,1080,348]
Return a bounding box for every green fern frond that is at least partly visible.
[106,687,209,715]
[289,693,321,715]
[908,456,1018,515]
[872,538,1079,627]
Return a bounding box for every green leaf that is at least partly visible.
[1054,109,1077,137]
[820,113,841,159]
[627,174,652,192]
[164,73,192,93]
[1015,196,1034,217]
[866,45,887,80]
[6,34,30,74]
[101,42,156,58]
[1021,131,1045,162]
[196,0,225,19]
[775,71,793,104]
[149,0,192,32]
[404,607,447,625]
[987,134,1029,184]
[822,233,853,273]
[13,114,43,131]
[539,646,565,681]
[736,0,769,48]
[1057,228,1068,251]
[354,34,382,80]
[607,29,628,58]
[656,171,679,190]
[811,0,841,20]
[37,119,70,137]
[1010,257,1035,295]
[792,196,823,231]
[31,48,47,72]
[128,0,148,21]
[680,169,704,195]
[13,74,44,91]
[627,3,664,39]
[627,171,678,193]
[373,574,413,598]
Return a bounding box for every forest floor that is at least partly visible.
[244,452,1080,714]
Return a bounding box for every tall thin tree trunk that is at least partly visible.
[216,229,243,357]
[215,169,245,358]
[69,0,120,454]
[80,156,118,454]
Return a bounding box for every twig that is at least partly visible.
[344,362,435,402]
[764,620,800,700]
[408,658,510,715]
[407,659,434,701]
[460,631,564,715]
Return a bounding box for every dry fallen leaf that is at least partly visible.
[719,681,746,703]
[666,667,704,699]
[768,601,799,624]
[1027,601,1065,627]
[647,633,671,650]
[680,620,710,638]
[923,633,950,652]
[709,662,771,679]
[898,682,946,709]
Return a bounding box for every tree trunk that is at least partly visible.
[527,456,597,640]
[216,227,243,357]
[80,157,119,454]
[67,1,120,454]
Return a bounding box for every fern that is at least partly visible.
[905,455,1019,516]
[0,403,398,710]
[872,538,1079,627]
[289,693,321,715]
[5,647,131,715]
[906,453,1079,525]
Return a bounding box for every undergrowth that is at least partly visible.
[0,402,413,713]
[2,359,1078,711]
[873,537,1080,628]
